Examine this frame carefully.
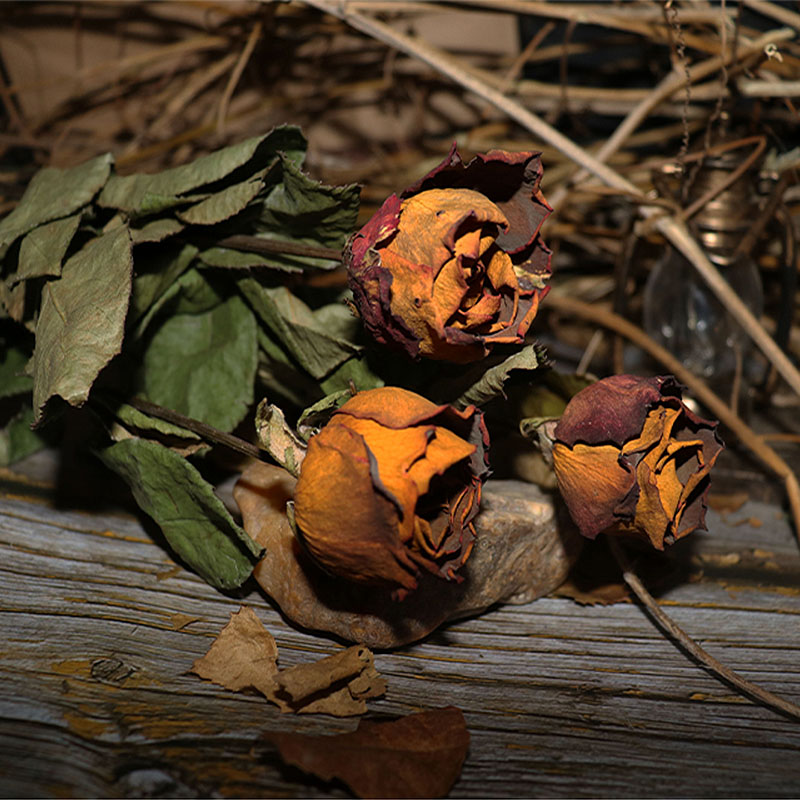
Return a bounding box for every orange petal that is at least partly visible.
[337,386,445,429]
[406,425,476,496]
[294,426,419,591]
[552,442,634,538]
[393,188,507,268]
[432,257,469,322]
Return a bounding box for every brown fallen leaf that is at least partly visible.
[263,706,469,799]
[273,644,387,716]
[190,606,279,697]
[191,607,385,716]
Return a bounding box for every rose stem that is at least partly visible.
[607,537,800,722]
[545,291,800,546]
[302,0,800,397]
[127,397,266,462]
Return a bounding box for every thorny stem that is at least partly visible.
[127,397,266,462]
[300,0,800,397]
[608,537,800,722]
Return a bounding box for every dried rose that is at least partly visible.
[293,387,490,596]
[551,375,723,549]
[346,145,551,363]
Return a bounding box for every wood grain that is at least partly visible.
[1,461,799,798]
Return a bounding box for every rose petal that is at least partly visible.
[294,425,420,591]
[552,442,634,538]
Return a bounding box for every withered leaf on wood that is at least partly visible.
[190,606,385,716]
[263,706,469,799]
[190,605,279,697]
[272,644,387,716]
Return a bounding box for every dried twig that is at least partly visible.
[300,0,800,398]
[608,537,800,722]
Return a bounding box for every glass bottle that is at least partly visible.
[643,153,764,409]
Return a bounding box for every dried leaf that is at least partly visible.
[0,342,33,400]
[97,127,305,216]
[97,438,262,589]
[13,213,82,284]
[32,225,133,423]
[263,707,469,798]
[0,152,112,256]
[453,344,543,409]
[139,293,257,433]
[0,404,47,467]
[239,280,360,380]
[192,608,385,717]
[177,172,265,226]
[254,399,307,477]
[191,606,279,697]
[272,644,387,717]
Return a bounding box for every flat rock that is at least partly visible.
[234,461,582,649]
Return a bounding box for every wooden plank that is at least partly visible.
[1,472,799,798]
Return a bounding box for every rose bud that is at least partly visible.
[346,145,552,363]
[293,387,490,597]
[551,375,724,550]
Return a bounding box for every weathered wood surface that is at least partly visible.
[1,457,800,798]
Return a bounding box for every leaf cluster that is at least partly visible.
[0,125,550,593]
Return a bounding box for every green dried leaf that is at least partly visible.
[0,404,47,467]
[98,126,305,216]
[13,213,82,284]
[196,245,304,273]
[32,225,133,423]
[0,342,34,399]
[453,344,543,409]
[130,217,185,244]
[254,155,360,254]
[129,244,200,331]
[296,389,352,440]
[177,173,265,226]
[97,437,262,589]
[139,293,257,432]
[0,153,113,257]
[319,354,384,395]
[0,281,26,324]
[238,280,359,380]
[102,400,201,442]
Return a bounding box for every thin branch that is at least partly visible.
[544,291,800,543]
[217,20,263,133]
[608,537,800,722]
[300,1,800,398]
[127,397,266,462]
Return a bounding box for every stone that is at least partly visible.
[234,461,582,649]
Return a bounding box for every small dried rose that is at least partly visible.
[346,145,551,363]
[551,375,724,549]
[293,387,490,596]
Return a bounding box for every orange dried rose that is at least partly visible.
[551,375,724,549]
[293,387,489,596]
[346,146,551,363]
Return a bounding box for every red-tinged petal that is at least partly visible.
[554,375,678,448]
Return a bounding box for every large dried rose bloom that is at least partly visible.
[346,145,552,363]
[293,387,490,596]
[551,375,724,549]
